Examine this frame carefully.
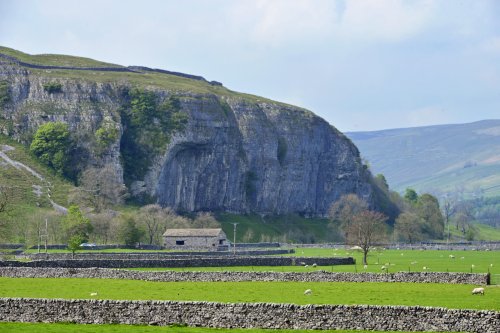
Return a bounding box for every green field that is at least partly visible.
[1,277,498,310]
[127,249,499,276]
[0,323,453,333]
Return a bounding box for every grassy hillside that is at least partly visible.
[0,135,74,242]
[347,120,500,198]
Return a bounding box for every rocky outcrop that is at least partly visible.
[0,53,372,216]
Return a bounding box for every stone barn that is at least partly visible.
[163,228,228,250]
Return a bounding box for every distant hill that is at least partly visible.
[347,120,500,198]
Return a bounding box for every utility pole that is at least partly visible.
[231,223,238,255]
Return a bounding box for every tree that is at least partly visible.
[67,234,83,259]
[404,188,418,203]
[120,216,144,247]
[328,194,369,238]
[139,204,167,245]
[442,198,455,241]
[30,122,71,175]
[416,194,444,239]
[72,165,129,212]
[62,205,93,243]
[343,210,388,265]
[394,212,424,244]
[193,212,220,228]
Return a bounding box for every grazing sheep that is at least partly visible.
[363,265,368,269]
[471,288,484,295]
[90,292,98,296]
[304,265,309,268]
[449,255,455,259]
[304,289,312,295]
[312,263,317,268]
[299,262,306,266]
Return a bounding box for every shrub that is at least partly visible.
[0,81,10,108]
[43,82,62,94]
[95,124,119,154]
[30,122,71,175]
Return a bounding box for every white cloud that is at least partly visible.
[336,0,436,43]
[227,0,336,46]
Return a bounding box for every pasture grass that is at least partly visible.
[0,323,455,333]
[128,249,500,282]
[0,277,498,310]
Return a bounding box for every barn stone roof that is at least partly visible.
[163,228,224,237]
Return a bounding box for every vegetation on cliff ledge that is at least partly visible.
[120,88,188,184]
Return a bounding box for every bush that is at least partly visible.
[43,82,63,94]
[30,122,71,175]
[95,124,119,154]
[0,81,10,108]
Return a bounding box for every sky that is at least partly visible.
[0,0,499,132]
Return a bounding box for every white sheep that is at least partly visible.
[449,254,455,259]
[312,263,317,268]
[471,288,484,295]
[304,289,312,295]
[90,292,98,296]
[304,265,309,268]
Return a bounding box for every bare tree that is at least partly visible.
[343,210,388,265]
[138,204,166,245]
[71,165,128,212]
[442,198,455,240]
[89,210,117,244]
[394,211,424,244]
[329,194,369,239]
[453,201,475,234]
[193,212,220,228]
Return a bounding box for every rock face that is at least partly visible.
[0,55,372,217]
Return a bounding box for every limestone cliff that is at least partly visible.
[0,47,372,217]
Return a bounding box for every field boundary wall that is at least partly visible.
[0,298,497,332]
[0,267,489,284]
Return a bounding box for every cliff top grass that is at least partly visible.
[0,278,498,310]
[0,323,453,333]
[0,46,124,68]
[0,46,310,112]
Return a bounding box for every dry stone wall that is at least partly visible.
[0,298,497,333]
[0,267,489,284]
[27,249,292,260]
[0,256,353,268]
